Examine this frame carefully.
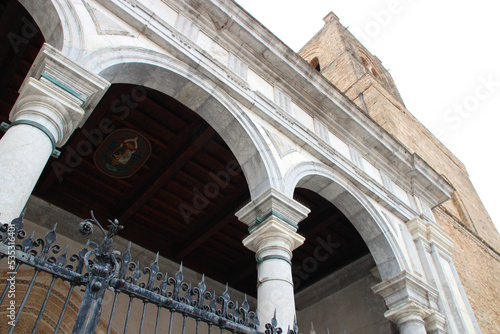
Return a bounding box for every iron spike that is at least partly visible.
[271,309,278,327]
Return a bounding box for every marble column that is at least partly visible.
[385,301,430,334]
[0,43,109,225]
[236,189,310,331]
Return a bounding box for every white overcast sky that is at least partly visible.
[234,0,500,232]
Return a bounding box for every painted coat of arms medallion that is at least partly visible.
[94,129,151,178]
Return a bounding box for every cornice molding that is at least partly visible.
[406,217,454,254]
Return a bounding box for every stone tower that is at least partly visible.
[299,12,500,332]
[300,12,499,249]
[300,12,405,111]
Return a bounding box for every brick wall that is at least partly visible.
[435,208,500,334]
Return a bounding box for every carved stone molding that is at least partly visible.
[22,43,110,127]
[235,188,310,232]
[407,216,453,254]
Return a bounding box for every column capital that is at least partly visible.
[384,300,431,326]
[242,219,305,255]
[372,270,438,313]
[425,311,447,334]
[9,44,109,146]
[235,188,310,232]
[11,78,83,147]
[407,217,453,253]
[23,43,110,122]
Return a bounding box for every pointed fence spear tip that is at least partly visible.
[272,309,278,325]
[310,321,316,334]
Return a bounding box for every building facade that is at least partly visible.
[0,0,499,333]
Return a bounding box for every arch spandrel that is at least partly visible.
[284,161,411,280]
[82,47,281,199]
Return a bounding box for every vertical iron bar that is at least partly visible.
[54,284,75,334]
[31,275,57,333]
[106,292,120,334]
[123,296,134,334]
[181,314,186,334]
[139,302,147,334]
[154,306,161,334]
[207,323,212,334]
[168,310,175,334]
[0,261,21,305]
[196,319,200,334]
[8,269,40,334]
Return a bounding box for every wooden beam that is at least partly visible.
[174,189,250,259]
[117,126,215,223]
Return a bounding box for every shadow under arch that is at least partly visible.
[284,161,410,280]
[82,47,281,199]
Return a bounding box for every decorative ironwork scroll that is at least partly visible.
[0,211,303,334]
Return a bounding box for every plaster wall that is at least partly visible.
[297,273,395,334]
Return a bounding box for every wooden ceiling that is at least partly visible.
[34,84,256,291]
[1,0,370,297]
[0,0,44,120]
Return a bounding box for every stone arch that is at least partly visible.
[18,0,83,56]
[284,161,410,280]
[81,47,281,199]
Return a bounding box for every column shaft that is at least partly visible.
[398,315,427,334]
[243,220,304,330]
[257,256,295,329]
[0,124,53,223]
[237,189,309,331]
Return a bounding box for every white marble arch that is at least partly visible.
[81,46,282,199]
[18,0,84,58]
[284,161,411,280]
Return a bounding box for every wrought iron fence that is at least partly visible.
[0,211,298,334]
